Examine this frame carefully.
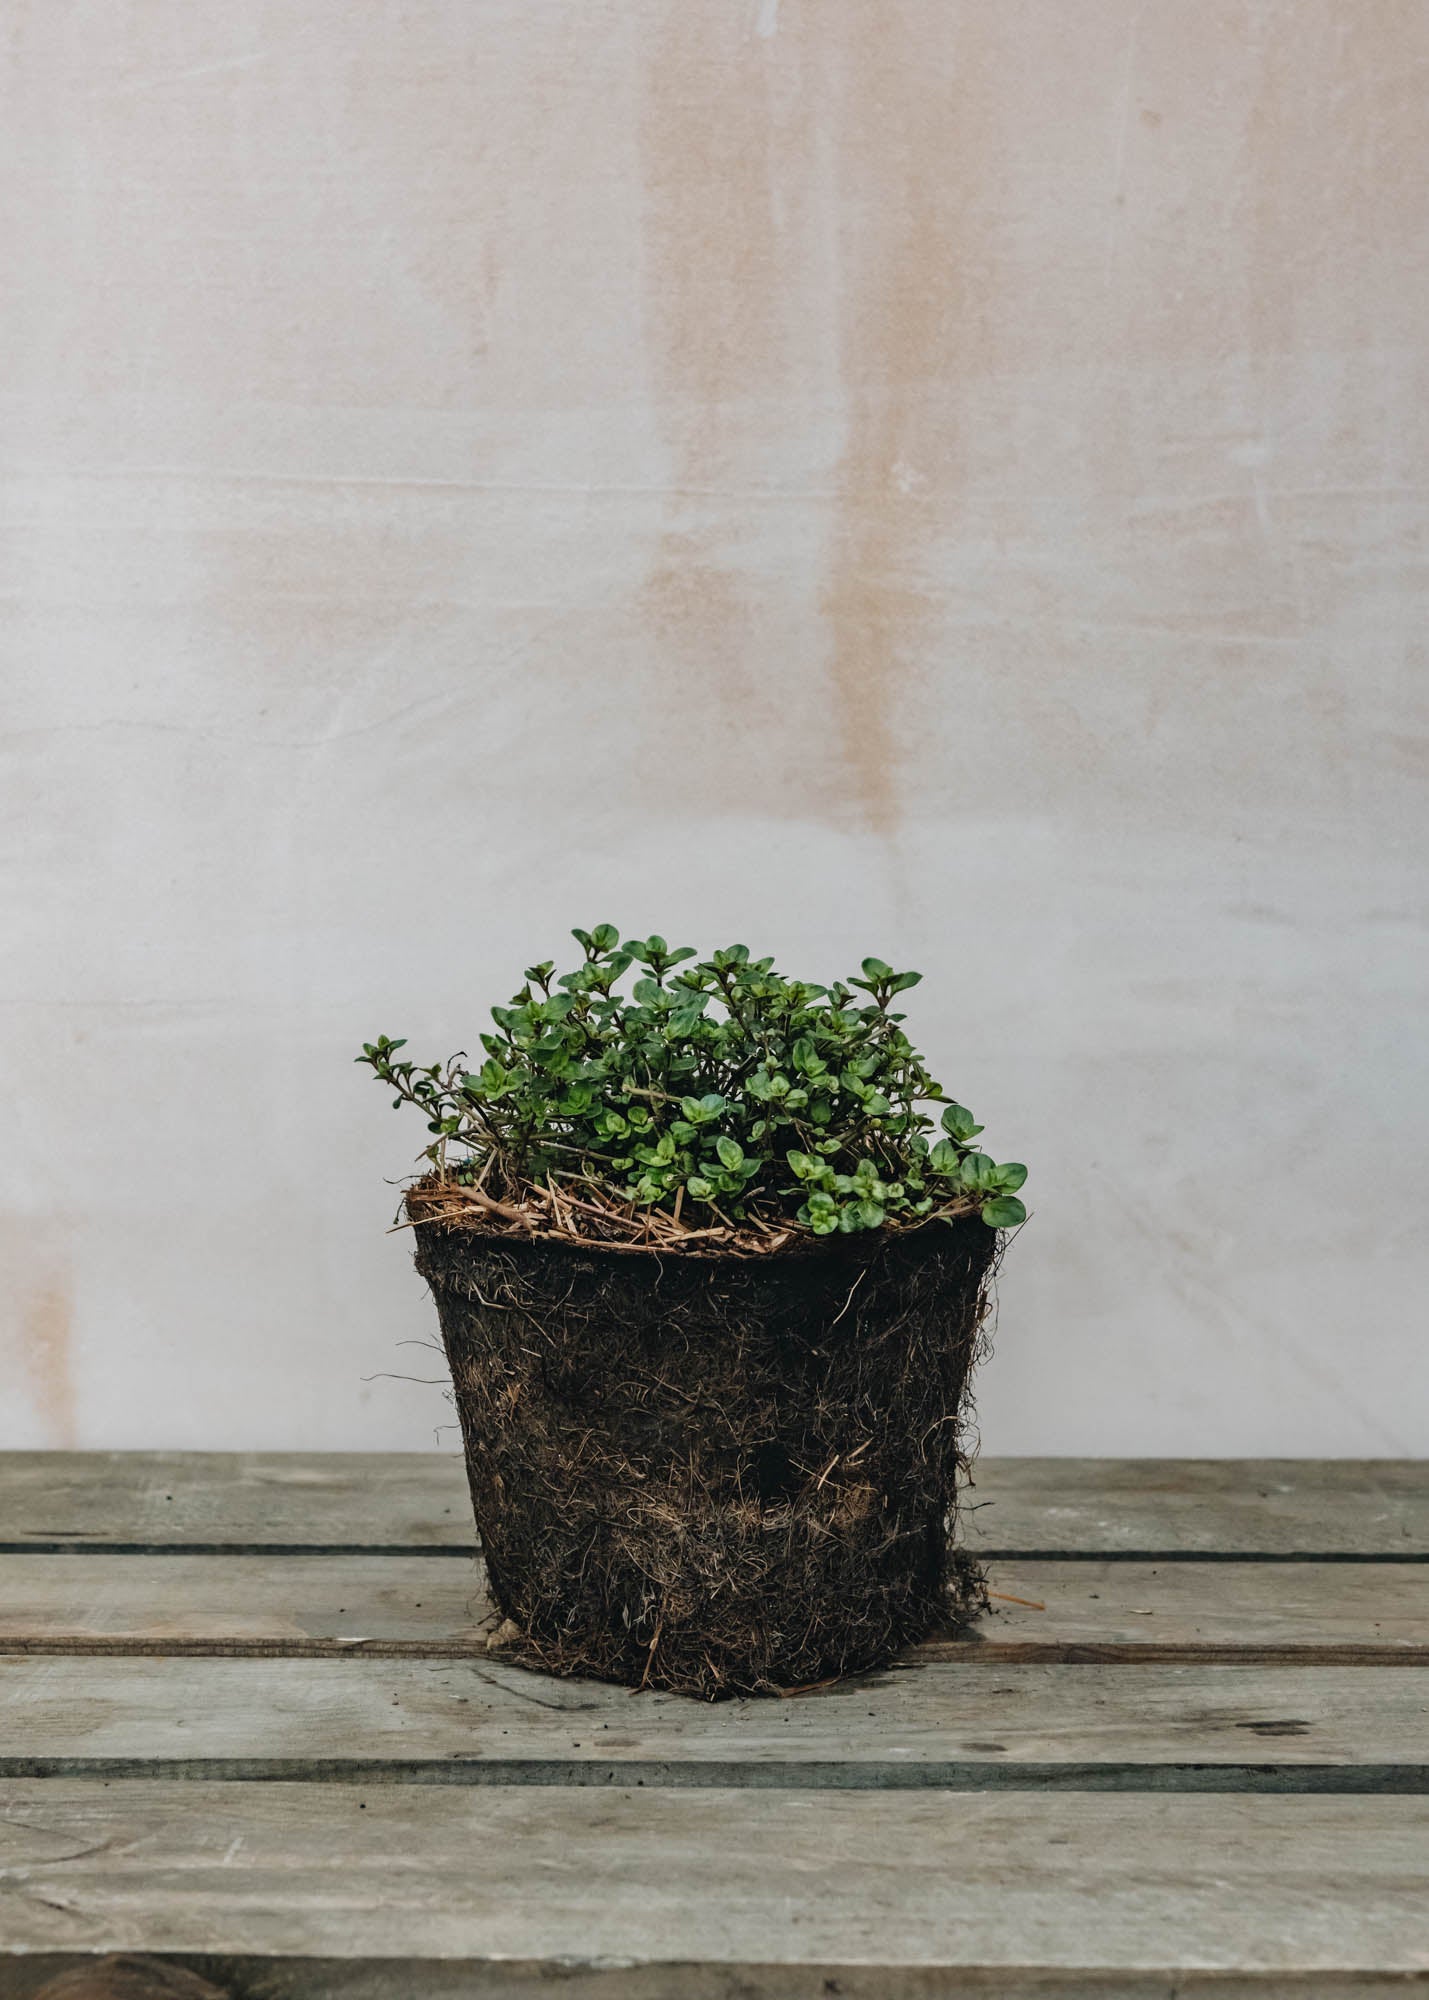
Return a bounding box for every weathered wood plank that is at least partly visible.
[3,1454,1425,1555]
[0,1783,1424,1978]
[962,1458,1429,1559]
[0,1554,1424,1662]
[0,1453,473,1552]
[2,1657,1426,1777]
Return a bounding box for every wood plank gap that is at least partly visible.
[9,1966,1429,2000]
[5,1541,1428,1562]
[975,1550,1429,1566]
[3,1756,1428,1793]
[0,1540,480,1558]
[5,1637,1428,1665]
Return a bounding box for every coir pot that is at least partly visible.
[412,1203,997,1697]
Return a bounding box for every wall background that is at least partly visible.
[4,1,1425,1454]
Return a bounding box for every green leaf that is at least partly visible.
[359,935,1029,1245]
[980,1195,1026,1229]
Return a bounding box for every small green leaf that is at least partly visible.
[359,936,1028,1246]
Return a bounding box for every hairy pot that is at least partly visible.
[412,1198,997,1698]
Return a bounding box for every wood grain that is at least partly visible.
[2,1656,1426,1774]
[1,1553,1423,1663]
[2,1454,1424,1556]
[1,1783,1424,1976]
[0,1453,472,1553]
[961,1458,1429,1559]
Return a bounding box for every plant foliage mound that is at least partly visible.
[360,926,1027,1254]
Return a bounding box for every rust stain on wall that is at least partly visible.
[637,3,815,787]
[821,4,982,836]
[0,1222,78,1446]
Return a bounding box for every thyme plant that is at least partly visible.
[359,927,1027,1237]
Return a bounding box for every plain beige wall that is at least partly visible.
[3,1,1425,1453]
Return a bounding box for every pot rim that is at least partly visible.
[404,1175,990,1267]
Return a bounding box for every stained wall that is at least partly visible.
[4,1,1425,1451]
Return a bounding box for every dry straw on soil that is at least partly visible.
[411,1180,999,1697]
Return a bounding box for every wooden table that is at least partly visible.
[1,1454,1426,1996]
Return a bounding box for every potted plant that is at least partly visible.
[360,927,1027,1697]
